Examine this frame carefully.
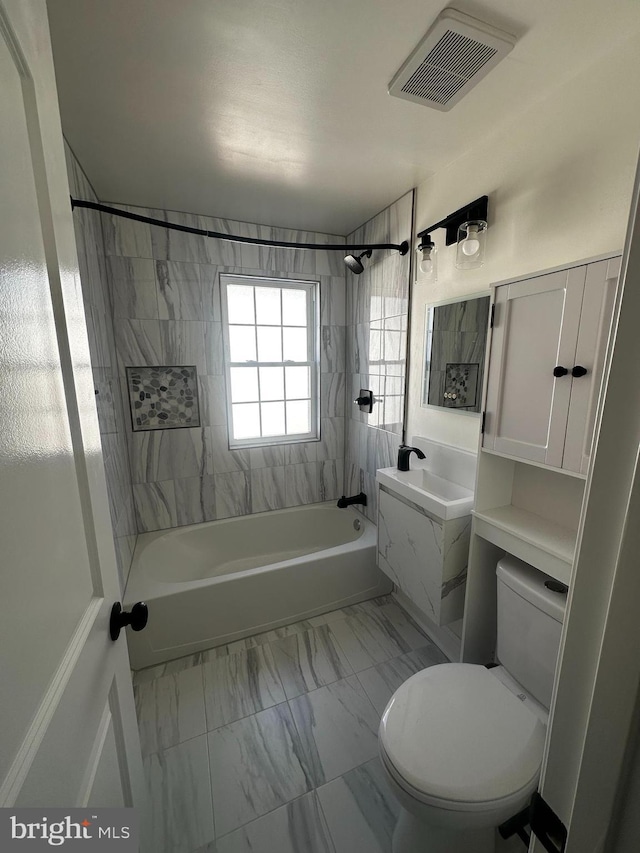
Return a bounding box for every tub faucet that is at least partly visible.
[397,445,426,472]
[337,492,367,509]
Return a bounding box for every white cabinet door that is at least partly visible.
[563,257,620,475]
[377,489,445,623]
[0,0,143,814]
[484,267,585,466]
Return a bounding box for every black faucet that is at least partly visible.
[337,492,367,509]
[397,445,426,472]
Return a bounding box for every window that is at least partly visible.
[220,275,320,447]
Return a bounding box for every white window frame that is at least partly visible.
[220,274,320,449]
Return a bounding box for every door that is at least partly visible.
[562,257,620,475]
[530,152,640,850]
[483,267,585,466]
[0,0,143,813]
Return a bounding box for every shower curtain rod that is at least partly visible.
[70,198,410,255]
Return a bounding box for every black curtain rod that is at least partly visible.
[70,198,409,255]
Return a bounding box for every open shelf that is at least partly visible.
[472,505,576,585]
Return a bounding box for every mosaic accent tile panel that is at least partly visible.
[127,366,200,431]
[443,362,480,409]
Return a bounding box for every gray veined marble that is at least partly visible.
[198,375,227,427]
[142,734,214,853]
[159,319,208,376]
[209,424,250,474]
[156,260,206,321]
[284,462,319,507]
[356,645,448,716]
[287,676,380,786]
[317,758,400,853]
[129,427,210,483]
[133,653,207,686]
[134,665,206,756]
[321,326,346,373]
[319,460,342,501]
[270,625,353,699]
[284,441,318,465]
[208,703,315,836]
[326,602,428,672]
[108,256,158,320]
[203,645,286,729]
[174,475,216,526]
[214,471,251,519]
[133,481,178,532]
[250,466,286,513]
[212,794,334,853]
[321,373,346,418]
[115,318,162,368]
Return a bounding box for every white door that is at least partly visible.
[530,154,640,850]
[483,267,585,466]
[0,0,143,813]
[562,257,620,475]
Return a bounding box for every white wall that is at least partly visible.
[407,32,640,452]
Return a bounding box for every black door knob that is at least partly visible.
[110,601,148,641]
[572,365,588,377]
[553,366,569,377]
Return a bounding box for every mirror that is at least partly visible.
[422,294,490,414]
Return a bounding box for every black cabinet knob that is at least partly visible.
[110,601,148,641]
[572,365,588,377]
[553,366,569,377]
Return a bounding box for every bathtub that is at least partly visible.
[124,502,391,669]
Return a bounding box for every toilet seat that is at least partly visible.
[379,663,546,812]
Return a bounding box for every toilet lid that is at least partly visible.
[379,663,546,805]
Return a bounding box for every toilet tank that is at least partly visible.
[496,556,568,709]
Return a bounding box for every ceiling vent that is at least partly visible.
[389,8,516,111]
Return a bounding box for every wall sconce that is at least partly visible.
[416,196,488,275]
[456,219,487,269]
[417,234,437,282]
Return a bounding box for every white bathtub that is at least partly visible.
[124,502,391,669]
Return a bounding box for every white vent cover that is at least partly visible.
[389,8,516,111]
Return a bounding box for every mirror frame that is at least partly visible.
[421,290,491,417]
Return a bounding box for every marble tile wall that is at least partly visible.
[65,143,137,589]
[101,203,347,532]
[345,192,414,522]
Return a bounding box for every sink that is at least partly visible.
[376,439,476,520]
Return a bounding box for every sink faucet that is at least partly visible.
[397,445,426,472]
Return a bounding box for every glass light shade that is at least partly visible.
[455,219,487,269]
[417,241,437,282]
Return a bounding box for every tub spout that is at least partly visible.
[337,492,367,509]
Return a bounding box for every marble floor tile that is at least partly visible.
[203,646,286,729]
[133,652,206,686]
[208,703,315,836]
[288,676,380,786]
[326,602,428,672]
[317,758,399,853]
[142,735,214,853]
[199,793,335,853]
[356,644,449,716]
[135,665,206,756]
[271,625,353,699]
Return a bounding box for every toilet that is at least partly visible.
[379,555,567,853]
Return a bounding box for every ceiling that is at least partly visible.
[47,0,640,235]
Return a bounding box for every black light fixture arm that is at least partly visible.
[417,195,488,246]
[70,198,410,255]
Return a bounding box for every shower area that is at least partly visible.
[66,139,413,654]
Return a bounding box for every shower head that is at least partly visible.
[344,249,372,275]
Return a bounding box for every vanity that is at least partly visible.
[376,438,477,626]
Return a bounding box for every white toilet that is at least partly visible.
[379,555,567,853]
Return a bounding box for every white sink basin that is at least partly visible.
[376,465,474,520]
